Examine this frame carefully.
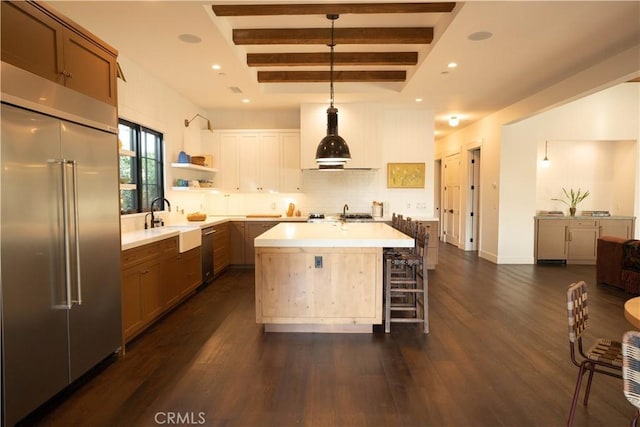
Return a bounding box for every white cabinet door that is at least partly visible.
[218,131,291,193]
[280,133,301,192]
[256,133,280,192]
[219,134,240,192]
[237,134,259,192]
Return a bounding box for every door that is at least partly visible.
[467,149,481,251]
[63,120,121,381]
[433,159,442,239]
[443,153,461,246]
[1,104,70,426]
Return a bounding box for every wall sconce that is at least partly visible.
[448,115,459,127]
[541,140,550,168]
[185,114,213,133]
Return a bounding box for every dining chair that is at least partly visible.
[566,280,623,426]
[623,330,640,427]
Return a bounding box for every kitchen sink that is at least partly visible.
[165,225,201,253]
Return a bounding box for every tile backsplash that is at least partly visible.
[121,168,433,232]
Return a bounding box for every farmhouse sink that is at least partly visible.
[165,225,201,253]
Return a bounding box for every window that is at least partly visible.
[119,119,164,215]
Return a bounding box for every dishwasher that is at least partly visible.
[201,226,215,284]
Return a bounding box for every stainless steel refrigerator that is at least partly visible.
[1,62,122,426]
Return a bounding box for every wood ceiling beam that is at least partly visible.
[233,28,433,45]
[212,3,456,16]
[247,52,418,66]
[257,70,406,83]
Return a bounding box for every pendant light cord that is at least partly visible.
[328,14,337,108]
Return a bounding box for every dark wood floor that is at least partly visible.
[28,243,637,426]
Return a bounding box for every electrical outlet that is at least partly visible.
[315,256,323,268]
[406,203,411,209]
[417,203,427,209]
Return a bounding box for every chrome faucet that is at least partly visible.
[149,197,171,229]
[343,204,349,217]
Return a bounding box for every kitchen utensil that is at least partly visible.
[178,151,190,163]
[286,203,295,217]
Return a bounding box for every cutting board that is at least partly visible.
[246,214,282,218]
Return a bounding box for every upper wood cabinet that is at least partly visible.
[300,103,382,169]
[1,1,118,106]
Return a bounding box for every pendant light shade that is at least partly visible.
[316,107,350,169]
[315,14,350,169]
[541,140,550,168]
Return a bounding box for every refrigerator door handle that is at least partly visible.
[51,158,74,310]
[68,159,82,306]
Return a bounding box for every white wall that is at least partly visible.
[536,140,636,215]
[200,106,435,218]
[117,54,213,231]
[436,43,639,264]
[118,54,436,228]
[501,83,639,263]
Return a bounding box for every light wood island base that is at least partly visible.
[253,222,414,333]
[264,324,372,333]
[255,247,382,330]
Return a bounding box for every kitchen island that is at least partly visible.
[254,222,414,332]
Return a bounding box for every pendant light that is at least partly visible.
[541,140,550,168]
[315,14,350,169]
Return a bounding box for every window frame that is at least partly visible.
[119,119,165,215]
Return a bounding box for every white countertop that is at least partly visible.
[254,222,414,248]
[534,215,635,220]
[121,215,307,251]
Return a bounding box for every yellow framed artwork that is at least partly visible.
[387,163,425,188]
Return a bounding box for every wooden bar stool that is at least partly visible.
[384,223,429,334]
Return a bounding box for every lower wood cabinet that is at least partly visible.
[164,247,201,307]
[230,221,246,265]
[600,218,634,239]
[535,217,635,264]
[245,222,278,264]
[212,222,230,275]
[229,220,280,265]
[121,237,201,344]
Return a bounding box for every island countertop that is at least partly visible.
[254,222,414,248]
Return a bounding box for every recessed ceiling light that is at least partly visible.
[447,62,458,68]
[448,116,460,127]
[242,99,250,103]
[211,64,221,70]
[178,33,202,44]
[468,31,493,41]
[415,98,423,103]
